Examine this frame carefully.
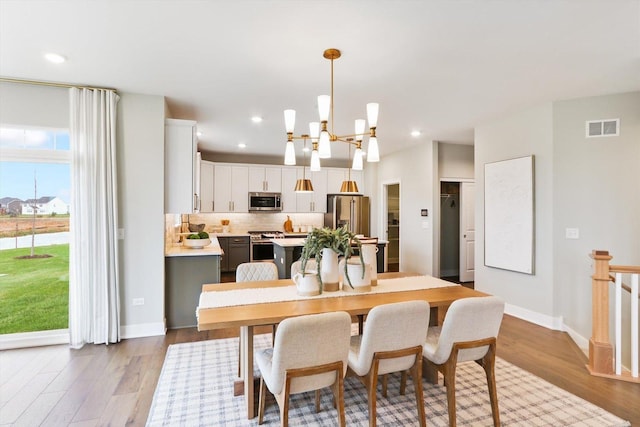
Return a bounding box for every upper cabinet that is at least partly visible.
[280,167,298,213]
[200,160,215,213]
[165,119,199,213]
[248,166,282,192]
[214,164,249,212]
[296,169,327,213]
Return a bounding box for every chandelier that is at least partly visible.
[283,48,380,192]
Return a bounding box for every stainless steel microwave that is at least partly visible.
[248,192,282,212]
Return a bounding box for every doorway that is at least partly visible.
[385,183,400,272]
[439,181,475,284]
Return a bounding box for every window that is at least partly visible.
[0,126,71,335]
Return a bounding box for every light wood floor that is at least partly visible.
[1,315,638,426]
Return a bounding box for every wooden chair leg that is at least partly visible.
[481,345,500,426]
[442,358,458,427]
[335,374,346,427]
[381,374,388,397]
[258,377,267,425]
[367,369,379,427]
[411,356,427,427]
[400,371,408,395]
[315,389,321,413]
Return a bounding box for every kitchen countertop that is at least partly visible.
[209,232,250,238]
[271,237,389,247]
[166,237,224,257]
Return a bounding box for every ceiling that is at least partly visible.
[1,0,639,162]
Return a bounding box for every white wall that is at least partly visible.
[0,82,68,128]
[117,93,166,337]
[438,143,474,179]
[376,141,436,275]
[475,104,556,323]
[553,92,640,358]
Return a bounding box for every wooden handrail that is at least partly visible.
[610,265,640,274]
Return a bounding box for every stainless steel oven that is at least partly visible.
[248,231,283,262]
[249,192,282,212]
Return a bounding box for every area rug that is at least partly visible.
[146,335,630,426]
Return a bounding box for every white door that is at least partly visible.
[459,182,475,282]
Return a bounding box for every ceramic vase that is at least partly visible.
[293,270,320,296]
[320,248,340,292]
[342,260,372,293]
[360,244,378,285]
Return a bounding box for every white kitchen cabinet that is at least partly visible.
[280,167,298,212]
[200,160,214,213]
[165,119,198,213]
[296,169,327,213]
[248,166,282,192]
[213,164,249,212]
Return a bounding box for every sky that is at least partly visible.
[0,127,71,203]
[0,162,70,203]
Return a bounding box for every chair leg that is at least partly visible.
[258,377,267,425]
[315,389,321,413]
[442,358,458,427]
[381,374,388,397]
[411,356,427,427]
[481,345,500,426]
[334,374,346,427]
[367,368,379,427]
[400,371,407,395]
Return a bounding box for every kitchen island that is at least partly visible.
[165,237,223,328]
[272,238,388,279]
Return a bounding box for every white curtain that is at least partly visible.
[69,87,120,348]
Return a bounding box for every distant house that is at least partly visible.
[21,196,69,215]
[0,197,22,215]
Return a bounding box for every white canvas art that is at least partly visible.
[484,156,534,274]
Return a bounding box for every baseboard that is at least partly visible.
[120,321,166,339]
[440,269,458,277]
[562,323,590,354]
[505,303,564,331]
[0,329,69,350]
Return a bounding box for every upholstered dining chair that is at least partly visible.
[256,311,352,427]
[290,258,317,278]
[347,300,431,427]
[235,262,279,376]
[422,296,505,427]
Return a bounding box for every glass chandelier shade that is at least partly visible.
[318,130,331,158]
[367,137,379,162]
[310,146,321,172]
[284,109,296,133]
[284,141,296,165]
[352,146,364,170]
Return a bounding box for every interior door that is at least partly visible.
[459,182,475,282]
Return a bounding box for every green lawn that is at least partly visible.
[0,244,69,334]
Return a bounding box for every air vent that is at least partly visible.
[586,119,619,138]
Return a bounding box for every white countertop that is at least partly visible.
[165,237,224,257]
[271,238,306,247]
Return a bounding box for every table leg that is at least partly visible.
[241,325,255,419]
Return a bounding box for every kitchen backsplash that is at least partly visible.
[165,212,324,246]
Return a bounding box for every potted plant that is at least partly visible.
[300,225,365,291]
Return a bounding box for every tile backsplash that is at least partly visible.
[165,212,324,247]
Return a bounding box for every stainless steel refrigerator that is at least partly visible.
[324,194,370,236]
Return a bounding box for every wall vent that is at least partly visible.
[586,118,619,138]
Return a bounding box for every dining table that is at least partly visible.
[197,271,488,419]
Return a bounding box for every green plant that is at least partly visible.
[300,225,364,289]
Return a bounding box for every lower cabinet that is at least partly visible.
[218,236,250,272]
[165,255,221,328]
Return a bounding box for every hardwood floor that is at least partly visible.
[1,316,638,426]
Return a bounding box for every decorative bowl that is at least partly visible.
[183,238,211,249]
[188,223,206,232]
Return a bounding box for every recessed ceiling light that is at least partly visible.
[238,143,246,149]
[44,52,66,64]
[251,116,263,123]
[411,130,421,137]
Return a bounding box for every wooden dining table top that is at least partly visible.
[197,272,487,331]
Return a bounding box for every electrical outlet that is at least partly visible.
[565,228,580,239]
[133,298,144,306]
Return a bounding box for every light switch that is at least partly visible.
[565,228,579,239]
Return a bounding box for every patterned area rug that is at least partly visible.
[146,335,630,426]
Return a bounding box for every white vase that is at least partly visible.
[293,270,320,296]
[320,248,340,292]
[342,260,372,293]
[360,244,378,285]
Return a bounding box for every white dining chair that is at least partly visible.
[235,262,279,377]
[347,300,431,427]
[422,296,505,427]
[256,311,352,427]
